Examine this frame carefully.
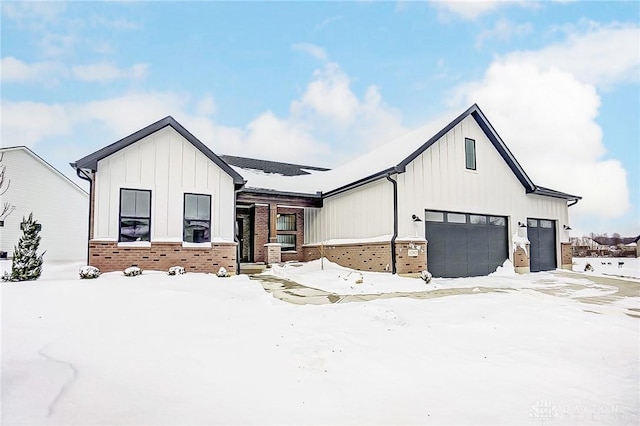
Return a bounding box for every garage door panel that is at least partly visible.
[527,219,556,272]
[425,211,508,278]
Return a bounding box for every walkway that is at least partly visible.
[248,270,640,319]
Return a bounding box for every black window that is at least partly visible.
[465,138,476,170]
[277,214,296,231]
[120,189,151,242]
[184,193,211,243]
[276,213,297,251]
[276,234,296,251]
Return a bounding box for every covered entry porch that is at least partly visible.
[235,189,322,267]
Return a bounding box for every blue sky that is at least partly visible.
[1,1,638,236]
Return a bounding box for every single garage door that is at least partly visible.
[424,210,508,278]
[527,218,556,272]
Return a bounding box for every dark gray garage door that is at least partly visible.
[527,218,556,272]
[424,210,508,278]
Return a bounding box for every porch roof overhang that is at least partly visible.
[236,187,323,208]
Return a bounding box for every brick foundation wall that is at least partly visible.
[302,239,427,275]
[89,241,237,274]
[395,240,427,275]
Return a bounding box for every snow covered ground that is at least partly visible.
[571,257,640,280]
[1,260,638,425]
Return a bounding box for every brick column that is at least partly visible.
[269,203,278,243]
[560,242,572,270]
[513,245,530,274]
[265,242,281,265]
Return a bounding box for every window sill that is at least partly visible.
[281,251,297,254]
[182,242,212,248]
[118,241,151,248]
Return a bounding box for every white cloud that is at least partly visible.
[293,63,359,125]
[504,23,640,87]
[1,57,149,84]
[476,18,533,48]
[71,63,148,83]
[0,57,65,83]
[446,22,639,222]
[430,0,511,21]
[0,101,73,147]
[196,96,217,116]
[315,15,343,30]
[450,59,630,220]
[2,61,407,170]
[291,43,328,61]
[1,2,66,26]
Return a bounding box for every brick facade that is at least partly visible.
[89,241,237,274]
[253,205,269,263]
[302,239,427,275]
[252,205,305,263]
[560,242,572,270]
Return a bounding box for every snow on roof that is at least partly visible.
[237,112,454,195]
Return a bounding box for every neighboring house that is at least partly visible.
[72,104,581,277]
[0,146,89,261]
[570,236,610,257]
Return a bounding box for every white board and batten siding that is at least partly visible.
[93,126,236,242]
[305,115,570,262]
[0,147,89,261]
[304,179,394,244]
[397,115,569,240]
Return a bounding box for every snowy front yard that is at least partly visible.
[1,261,638,425]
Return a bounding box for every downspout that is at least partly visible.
[75,168,93,265]
[386,174,398,275]
[568,199,579,207]
[234,182,246,274]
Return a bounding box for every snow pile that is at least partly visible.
[489,259,516,276]
[269,259,429,295]
[512,232,530,255]
[1,262,638,425]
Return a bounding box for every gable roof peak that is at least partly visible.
[71,115,244,186]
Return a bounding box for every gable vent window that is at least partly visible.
[184,193,211,243]
[120,189,151,242]
[465,138,476,170]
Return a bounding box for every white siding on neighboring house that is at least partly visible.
[93,126,236,242]
[305,179,393,243]
[396,115,570,240]
[0,147,89,261]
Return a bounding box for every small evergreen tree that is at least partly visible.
[4,213,45,281]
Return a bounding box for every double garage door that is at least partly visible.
[425,210,557,278]
[424,210,508,278]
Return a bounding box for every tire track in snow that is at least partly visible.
[37,344,78,417]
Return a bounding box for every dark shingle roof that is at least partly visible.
[220,155,329,177]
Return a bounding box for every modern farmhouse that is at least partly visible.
[71,104,580,277]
